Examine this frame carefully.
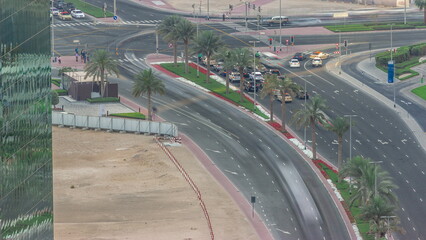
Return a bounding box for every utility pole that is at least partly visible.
[245,2,248,31]
[51,0,55,60]
[249,40,260,110]
[279,0,282,49]
[370,161,383,197]
[113,0,116,18]
[197,0,201,77]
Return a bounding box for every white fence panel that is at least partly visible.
[52,112,178,137]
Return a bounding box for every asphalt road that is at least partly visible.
[53,8,426,239]
[111,51,351,240]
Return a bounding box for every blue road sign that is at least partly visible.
[113,16,118,20]
[388,60,394,83]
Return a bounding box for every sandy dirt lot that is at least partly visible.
[53,127,258,240]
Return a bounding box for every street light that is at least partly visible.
[390,23,396,108]
[369,161,383,197]
[249,40,260,110]
[279,0,282,49]
[344,114,357,193]
[303,79,307,150]
[380,216,396,239]
[197,0,201,78]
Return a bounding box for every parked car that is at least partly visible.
[50,7,59,16]
[293,52,307,61]
[273,91,292,103]
[296,90,309,99]
[249,72,264,82]
[244,79,263,92]
[268,69,284,79]
[256,64,268,74]
[312,57,323,67]
[71,9,85,18]
[284,93,293,103]
[229,72,241,83]
[289,58,300,68]
[53,0,65,9]
[213,62,224,72]
[266,16,289,26]
[63,3,75,13]
[58,11,72,20]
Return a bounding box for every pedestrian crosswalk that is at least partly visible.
[53,19,162,27]
[116,58,145,63]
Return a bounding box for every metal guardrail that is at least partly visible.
[52,112,178,137]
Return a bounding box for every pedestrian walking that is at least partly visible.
[80,50,84,62]
[75,53,79,62]
[75,47,79,54]
[86,52,90,62]
[58,56,61,64]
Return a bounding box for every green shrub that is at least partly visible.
[87,97,120,103]
[54,89,68,96]
[51,78,61,87]
[109,112,146,119]
[51,90,59,106]
[410,43,426,56]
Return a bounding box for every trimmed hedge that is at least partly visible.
[54,89,68,96]
[109,112,146,119]
[87,97,120,103]
[52,78,61,87]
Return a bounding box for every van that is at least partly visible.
[266,16,289,26]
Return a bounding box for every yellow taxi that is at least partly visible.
[58,11,72,21]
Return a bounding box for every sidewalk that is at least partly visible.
[132,0,416,19]
[52,55,87,70]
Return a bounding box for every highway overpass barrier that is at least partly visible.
[52,112,178,137]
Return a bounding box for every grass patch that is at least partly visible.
[52,78,61,87]
[87,97,120,103]
[109,112,146,119]
[54,89,68,96]
[326,21,425,32]
[160,63,269,119]
[376,56,425,80]
[66,0,114,18]
[412,85,426,100]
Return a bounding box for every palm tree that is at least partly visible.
[341,156,398,206]
[176,18,196,73]
[260,74,279,121]
[84,49,119,97]
[361,196,397,239]
[232,48,253,102]
[157,15,182,66]
[291,95,327,160]
[325,116,350,179]
[215,48,235,95]
[275,77,299,132]
[192,30,222,83]
[414,0,426,24]
[132,68,165,121]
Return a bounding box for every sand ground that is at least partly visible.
[53,127,258,240]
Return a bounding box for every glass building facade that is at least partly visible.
[0,0,52,239]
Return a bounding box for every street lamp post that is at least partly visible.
[380,216,396,239]
[344,114,357,193]
[370,161,383,197]
[390,24,396,108]
[207,0,209,20]
[197,1,201,78]
[279,0,282,49]
[51,0,55,59]
[249,40,260,110]
[304,79,307,150]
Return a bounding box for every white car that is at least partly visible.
[50,7,59,16]
[71,9,85,18]
[229,72,241,83]
[312,57,323,67]
[289,58,301,68]
[249,72,264,81]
